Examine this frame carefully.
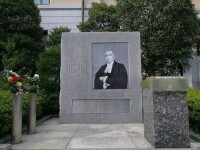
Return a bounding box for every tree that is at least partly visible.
[46,26,71,47]
[196,18,200,55]
[37,26,70,115]
[0,0,44,75]
[77,2,120,32]
[78,1,199,77]
[37,46,60,115]
[117,0,199,77]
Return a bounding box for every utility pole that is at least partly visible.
[82,0,85,22]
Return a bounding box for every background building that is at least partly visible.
[35,0,116,33]
[34,0,200,89]
[35,0,200,34]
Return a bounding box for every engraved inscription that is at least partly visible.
[66,60,88,76]
[73,99,130,113]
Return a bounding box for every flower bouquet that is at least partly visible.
[2,70,24,95]
[26,74,40,94]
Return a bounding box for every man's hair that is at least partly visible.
[105,49,114,54]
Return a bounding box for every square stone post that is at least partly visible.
[141,76,190,148]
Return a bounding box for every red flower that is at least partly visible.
[11,76,18,83]
[18,77,23,82]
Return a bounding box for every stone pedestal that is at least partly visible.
[141,77,190,148]
[27,93,37,134]
[11,94,23,144]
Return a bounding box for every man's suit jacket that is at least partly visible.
[94,61,128,89]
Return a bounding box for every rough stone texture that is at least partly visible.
[143,88,190,148]
[60,32,142,123]
[142,88,155,147]
[0,144,11,150]
[191,142,200,150]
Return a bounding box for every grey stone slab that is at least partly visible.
[73,99,99,113]
[123,124,144,135]
[0,144,11,150]
[74,129,128,138]
[60,32,142,123]
[23,131,75,138]
[141,77,188,91]
[78,124,125,132]
[155,148,192,150]
[129,135,154,149]
[11,137,70,150]
[191,142,200,150]
[66,136,135,149]
[37,124,78,130]
[98,99,130,113]
[39,118,60,125]
[73,131,131,140]
[12,118,190,150]
[67,148,154,150]
[74,124,126,137]
[73,99,130,113]
[66,123,136,149]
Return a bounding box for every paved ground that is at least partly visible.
[10,118,198,150]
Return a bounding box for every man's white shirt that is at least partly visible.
[104,61,114,73]
[103,61,114,89]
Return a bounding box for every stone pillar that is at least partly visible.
[141,76,190,148]
[27,93,37,134]
[11,94,23,144]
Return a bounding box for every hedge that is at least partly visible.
[187,88,200,134]
[0,86,199,137]
[0,77,43,137]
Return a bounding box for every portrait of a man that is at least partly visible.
[94,49,128,89]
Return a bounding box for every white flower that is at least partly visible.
[33,74,39,79]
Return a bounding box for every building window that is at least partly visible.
[34,0,49,5]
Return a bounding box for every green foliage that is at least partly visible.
[187,88,200,133]
[79,1,199,77]
[22,92,43,125]
[26,74,40,94]
[196,18,200,55]
[37,26,70,115]
[0,78,43,137]
[117,0,199,77]
[77,3,120,32]
[0,0,44,75]
[0,89,12,137]
[46,27,71,47]
[36,46,61,115]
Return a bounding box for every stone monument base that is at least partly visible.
[141,77,190,148]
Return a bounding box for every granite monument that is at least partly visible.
[60,32,142,123]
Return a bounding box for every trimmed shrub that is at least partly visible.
[0,79,43,137]
[187,88,200,133]
[0,90,12,137]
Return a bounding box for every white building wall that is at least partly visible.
[38,4,90,32]
[184,55,200,89]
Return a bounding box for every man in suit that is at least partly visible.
[94,49,128,89]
